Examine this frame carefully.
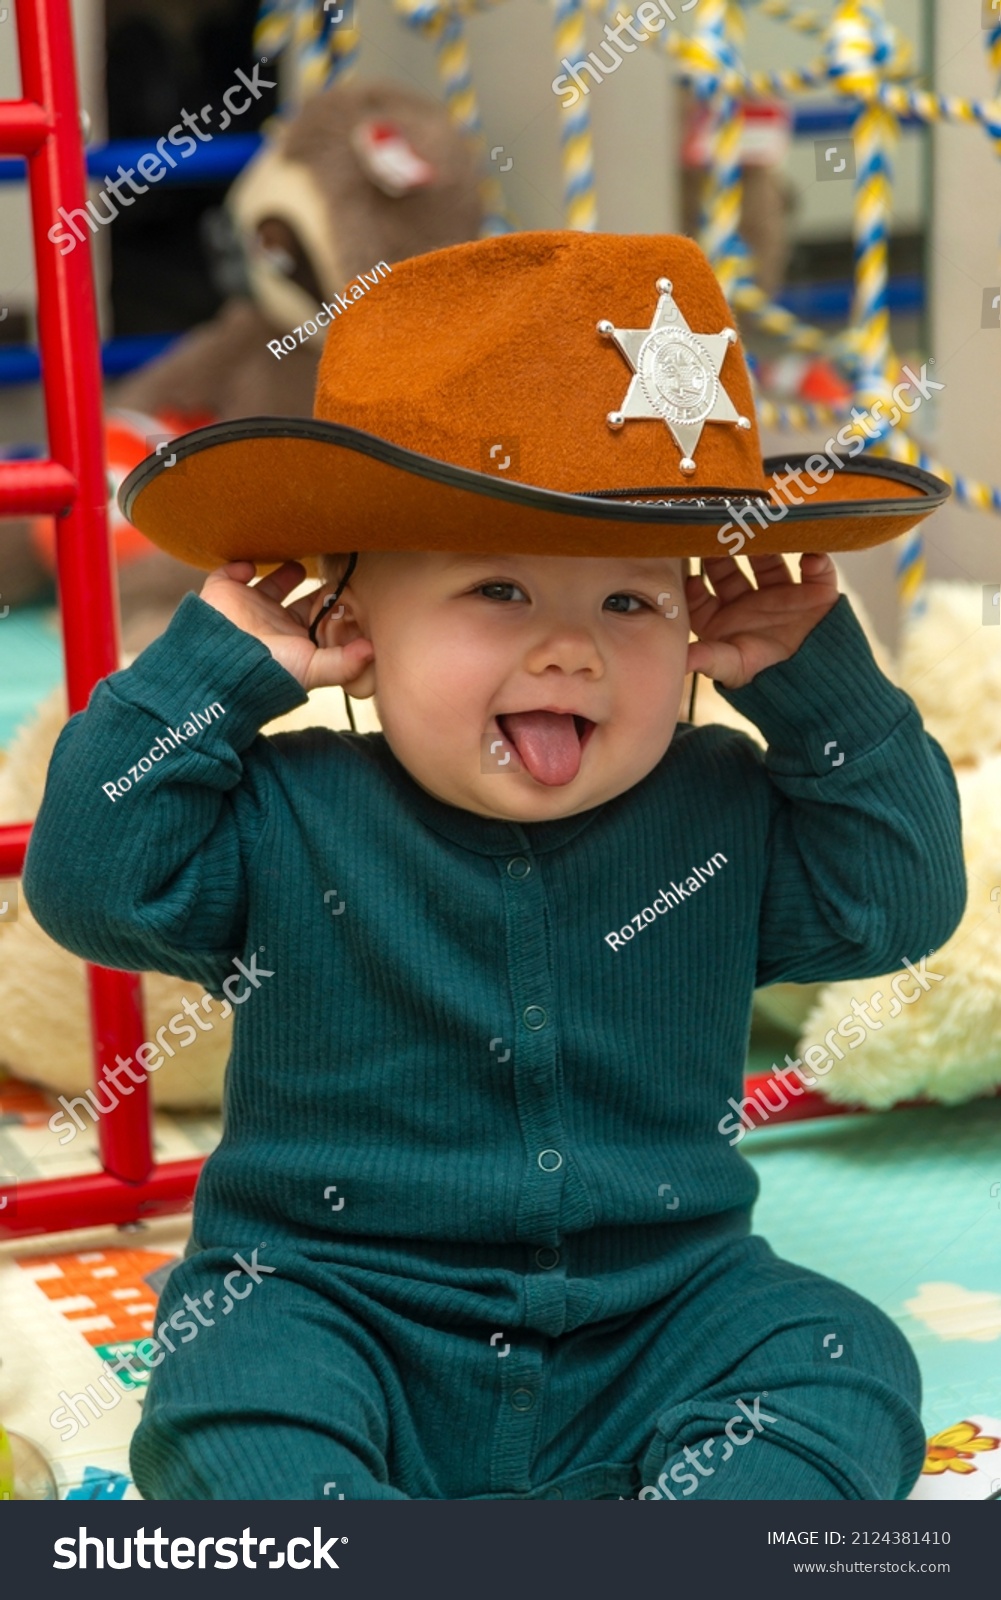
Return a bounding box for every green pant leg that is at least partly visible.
[129,1247,415,1500]
[536,1236,924,1500]
[633,1239,925,1501]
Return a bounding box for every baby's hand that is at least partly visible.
[199,561,374,693]
[686,553,839,689]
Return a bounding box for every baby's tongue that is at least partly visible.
[498,711,582,786]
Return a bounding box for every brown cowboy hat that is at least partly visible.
[118,230,948,571]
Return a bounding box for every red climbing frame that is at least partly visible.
[0,1,890,1243]
[0,0,200,1238]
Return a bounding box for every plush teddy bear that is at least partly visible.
[793,581,1001,1108]
[2,76,484,656]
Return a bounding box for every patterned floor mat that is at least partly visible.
[3,1064,1000,1499]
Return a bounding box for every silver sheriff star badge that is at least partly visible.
[597,277,750,474]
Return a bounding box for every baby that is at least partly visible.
[25,538,965,1502]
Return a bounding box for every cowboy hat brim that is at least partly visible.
[119,415,949,571]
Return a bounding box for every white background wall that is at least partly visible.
[925,12,1000,589]
[0,0,108,325]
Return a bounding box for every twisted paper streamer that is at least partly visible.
[885,433,1001,517]
[254,0,352,104]
[667,26,828,99]
[395,0,511,235]
[552,0,599,230]
[881,83,1001,142]
[330,3,361,78]
[849,100,897,392]
[691,0,746,287]
[826,1,924,615]
[756,397,853,431]
[750,0,826,38]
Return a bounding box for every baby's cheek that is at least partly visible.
[388,689,461,764]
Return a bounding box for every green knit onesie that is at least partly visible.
[24,592,966,1500]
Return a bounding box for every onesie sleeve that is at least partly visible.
[715,594,967,987]
[23,591,308,990]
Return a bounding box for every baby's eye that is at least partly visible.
[477,582,527,603]
[604,593,647,614]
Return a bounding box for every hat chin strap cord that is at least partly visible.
[686,558,701,727]
[308,550,360,730]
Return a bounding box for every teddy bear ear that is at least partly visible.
[349,118,437,197]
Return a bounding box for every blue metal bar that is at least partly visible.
[776,274,924,320]
[790,103,924,136]
[91,333,177,374]
[0,107,926,190]
[0,132,262,187]
[0,277,926,388]
[0,333,175,385]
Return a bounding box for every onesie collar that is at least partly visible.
[371,735,603,857]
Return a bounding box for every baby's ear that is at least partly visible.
[345,653,377,700]
[318,552,353,587]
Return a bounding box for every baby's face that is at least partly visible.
[338,550,690,821]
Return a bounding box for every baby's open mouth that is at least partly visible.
[494,711,596,787]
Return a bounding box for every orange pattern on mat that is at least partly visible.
[0,1072,59,1127]
[17,1247,177,1345]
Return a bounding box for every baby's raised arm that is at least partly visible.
[718,595,966,987]
[23,560,368,989]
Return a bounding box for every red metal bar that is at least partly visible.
[743,1074,860,1125]
[0,1161,200,1240]
[0,823,32,876]
[742,1072,1001,1129]
[0,457,76,515]
[0,99,52,154]
[0,0,166,1232]
[88,965,153,1183]
[19,0,120,711]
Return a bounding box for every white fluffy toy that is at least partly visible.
[698,575,1001,1109]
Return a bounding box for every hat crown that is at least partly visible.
[313,230,768,498]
